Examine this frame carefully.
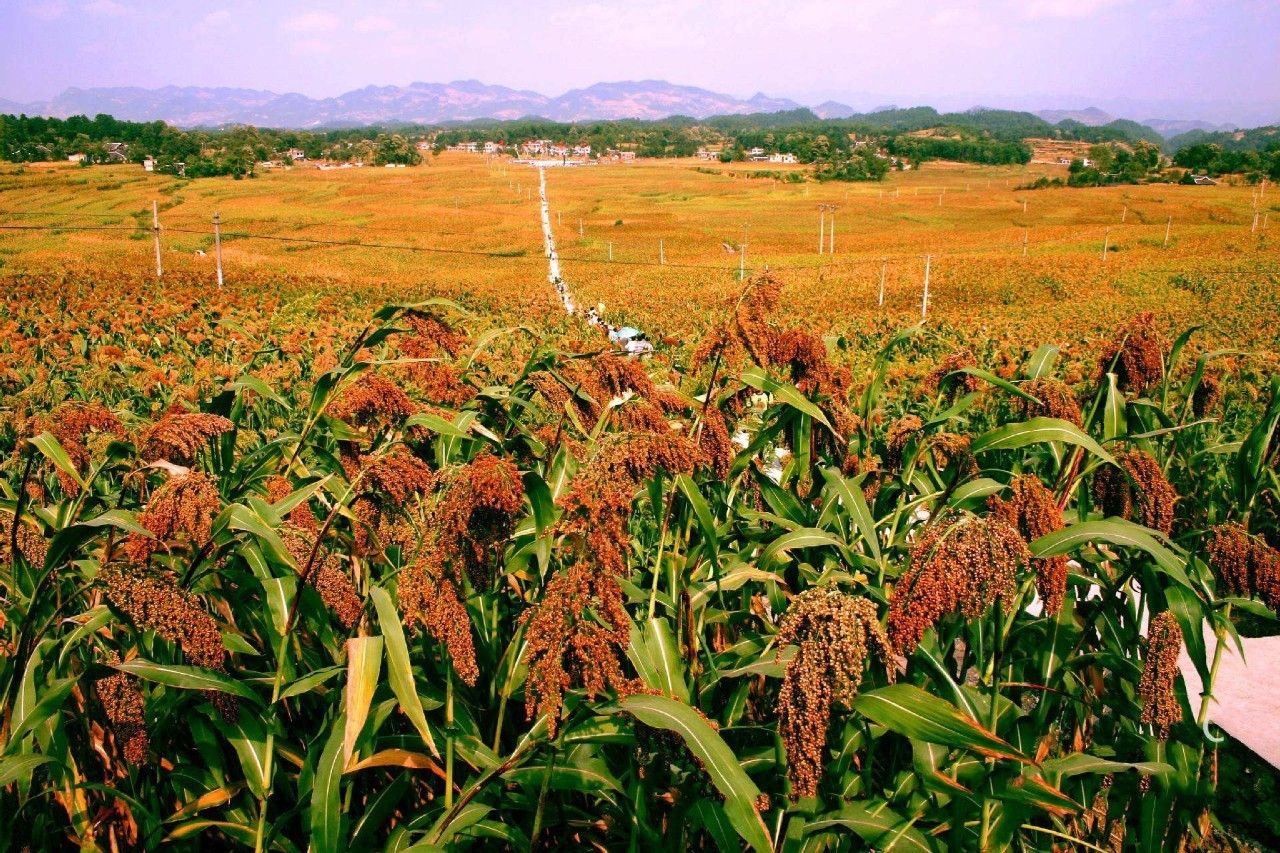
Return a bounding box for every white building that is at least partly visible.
[768,152,797,164]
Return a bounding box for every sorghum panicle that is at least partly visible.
[97,653,149,766]
[280,525,362,630]
[884,414,924,470]
[399,553,480,686]
[139,411,233,465]
[989,475,1069,615]
[1097,312,1167,395]
[1192,371,1224,418]
[330,373,416,427]
[1093,448,1177,535]
[1205,523,1279,610]
[776,590,893,799]
[924,349,981,397]
[887,512,1030,654]
[1017,378,1083,427]
[32,401,125,494]
[1138,611,1183,737]
[98,565,226,673]
[123,471,221,563]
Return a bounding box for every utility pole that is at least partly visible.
[818,204,834,254]
[557,210,561,226]
[1023,228,1028,257]
[1022,198,1027,215]
[213,211,224,289]
[1164,216,1172,247]
[1102,228,1110,261]
[828,213,835,254]
[739,243,746,281]
[1121,204,1128,223]
[878,259,887,307]
[152,200,162,279]
[921,255,931,319]
[608,241,613,262]
[659,239,665,265]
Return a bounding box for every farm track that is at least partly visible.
[538,167,575,315]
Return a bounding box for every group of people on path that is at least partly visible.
[539,168,652,356]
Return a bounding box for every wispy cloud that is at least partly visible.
[26,1,68,20]
[198,9,231,28]
[354,15,396,34]
[82,0,131,16]
[290,38,334,56]
[282,11,340,33]
[1021,0,1127,20]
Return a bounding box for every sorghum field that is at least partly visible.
[1,155,1279,850]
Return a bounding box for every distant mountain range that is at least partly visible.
[0,80,808,128]
[0,80,1258,138]
[1033,107,1236,138]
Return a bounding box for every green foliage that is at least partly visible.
[0,294,1275,850]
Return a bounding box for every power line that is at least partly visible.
[0,219,1273,277]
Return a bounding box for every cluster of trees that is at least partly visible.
[424,107,1146,174]
[1168,125,1280,153]
[0,113,421,175]
[1172,142,1280,181]
[6,109,1277,184]
[1065,141,1163,186]
[885,135,1030,166]
[812,147,891,181]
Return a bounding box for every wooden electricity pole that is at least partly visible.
[152,200,163,278]
[921,255,931,319]
[213,211,224,288]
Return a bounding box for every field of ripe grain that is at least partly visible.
[2,154,1276,363]
[6,153,1280,852]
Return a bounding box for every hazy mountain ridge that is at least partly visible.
[2,80,804,128]
[1,81,1252,136]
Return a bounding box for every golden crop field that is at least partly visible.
[3,154,1276,356]
[4,151,1280,851]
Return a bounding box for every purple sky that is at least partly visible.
[3,0,1278,123]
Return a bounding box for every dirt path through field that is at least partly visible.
[538,167,575,315]
[1180,628,1280,769]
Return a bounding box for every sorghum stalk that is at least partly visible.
[1196,603,1232,750]
[445,663,455,808]
[646,485,680,620]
